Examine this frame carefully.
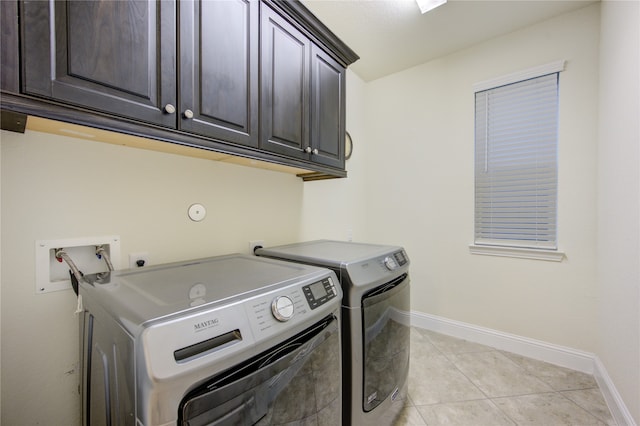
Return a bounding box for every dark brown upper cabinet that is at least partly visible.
[179,0,259,148]
[310,45,345,169]
[1,1,20,93]
[261,5,345,169]
[260,5,311,161]
[22,1,178,128]
[6,0,358,178]
[21,0,259,147]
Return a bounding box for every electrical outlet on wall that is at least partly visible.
[249,240,264,255]
[129,252,150,268]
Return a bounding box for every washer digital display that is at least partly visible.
[302,278,336,310]
[309,281,327,299]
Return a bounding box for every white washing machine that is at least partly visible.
[79,254,342,425]
[256,240,411,426]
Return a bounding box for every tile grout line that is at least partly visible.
[484,397,519,426]
[409,328,615,426]
[419,330,500,424]
[557,389,619,426]
[405,328,617,426]
[497,347,616,425]
[439,347,529,426]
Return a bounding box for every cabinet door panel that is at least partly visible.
[311,46,345,169]
[22,0,176,127]
[66,2,148,97]
[180,0,258,147]
[1,1,20,93]
[261,6,310,160]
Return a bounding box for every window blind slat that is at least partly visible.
[474,72,558,250]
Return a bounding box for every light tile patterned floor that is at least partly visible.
[395,328,616,426]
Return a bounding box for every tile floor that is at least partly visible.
[395,328,616,425]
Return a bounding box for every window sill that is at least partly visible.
[469,244,566,262]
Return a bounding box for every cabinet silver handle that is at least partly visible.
[304,147,312,153]
[164,104,176,114]
[183,109,194,119]
[312,148,319,155]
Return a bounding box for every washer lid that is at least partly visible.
[256,240,402,268]
[81,254,331,326]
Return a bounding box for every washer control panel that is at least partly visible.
[271,296,295,322]
[241,271,341,345]
[248,289,305,335]
[302,277,338,310]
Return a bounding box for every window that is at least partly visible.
[474,63,563,252]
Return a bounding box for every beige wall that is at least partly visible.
[300,71,369,242]
[359,4,601,352]
[0,130,305,424]
[0,73,370,421]
[2,2,638,424]
[597,0,640,423]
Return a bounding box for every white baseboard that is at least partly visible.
[410,311,636,426]
[410,311,594,372]
[593,356,637,426]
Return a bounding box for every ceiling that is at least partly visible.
[300,0,597,82]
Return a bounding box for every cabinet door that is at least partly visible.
[1,1,19,93]
[179,0,258,148]
[310,46,345,169]
[260,5,310,160]
[21,1,177,128]
[21,0,176,128]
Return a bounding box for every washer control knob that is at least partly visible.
[383,256,398,271]
[272,296,294,322]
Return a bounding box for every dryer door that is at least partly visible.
[361,274,411,412]
[178,314,341,425]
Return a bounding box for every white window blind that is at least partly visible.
[474,72,559,249]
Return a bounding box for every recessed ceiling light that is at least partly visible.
[416,0,447,14]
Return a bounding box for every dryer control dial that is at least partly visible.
[271,296,294,322]
[384,256,399,271]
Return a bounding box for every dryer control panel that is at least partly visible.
[383,250,409,271]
